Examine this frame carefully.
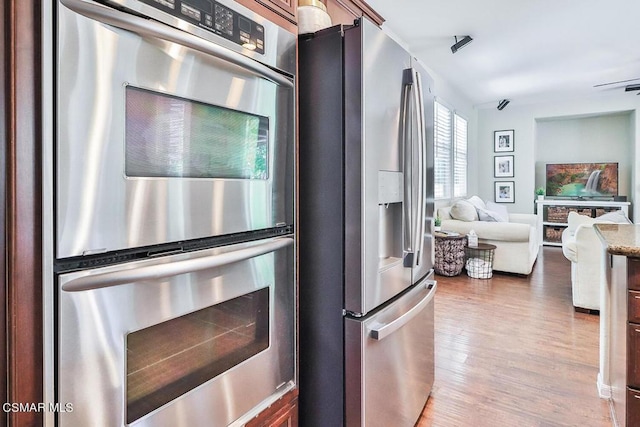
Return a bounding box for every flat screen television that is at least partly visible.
[545,162,618,198]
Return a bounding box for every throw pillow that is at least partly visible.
[486,202,509,222]
[466,195,486,211]
[477,202,509,222]
[450,200,478,222]
[597,210,631,224]
[477,208,500,222]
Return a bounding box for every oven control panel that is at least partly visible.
[138,0,265,54]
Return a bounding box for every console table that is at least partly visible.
[536,199,630,246]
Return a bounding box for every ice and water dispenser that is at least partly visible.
[378,171,404,270]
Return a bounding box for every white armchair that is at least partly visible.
[561,211,631,311]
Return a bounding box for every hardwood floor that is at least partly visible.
[417,246,612,427]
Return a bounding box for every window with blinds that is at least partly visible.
[434,100,467,199]
[454,115,468,198]
[434,102,452,199]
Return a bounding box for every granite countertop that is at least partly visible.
[593,223,640,257]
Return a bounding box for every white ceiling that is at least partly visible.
[364,0,640,108]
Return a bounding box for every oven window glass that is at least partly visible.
[126,287,270,424]
[125,86,269,179]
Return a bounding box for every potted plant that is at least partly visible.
[434,214,442,232]
[535,187,545,200]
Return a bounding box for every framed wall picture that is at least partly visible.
[495,181,515,203]
[494,129,515,152]
[494,155,514,178]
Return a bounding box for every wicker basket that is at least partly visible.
[544,226,563,243]
[434,235,467,276]
[547,206,592,223]
[547,206,569,223]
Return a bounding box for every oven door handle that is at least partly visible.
[61,237,293,292]
[370,278,436,341]
[60,0,294,88]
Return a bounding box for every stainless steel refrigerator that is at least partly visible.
[298,17,437,427]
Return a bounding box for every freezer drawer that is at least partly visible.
[345,276,436,427]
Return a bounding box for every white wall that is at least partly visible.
[476,93,640,218]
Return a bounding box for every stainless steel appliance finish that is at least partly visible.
[53,0,297,425]
[298,18,436,426]
[56,0,296,259]
[404,64,436,286]
[58,236,295,427]
[339,18,434,316]
[342,18,412,315]
[345,278,436,426]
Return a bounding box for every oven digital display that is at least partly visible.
[126,287,270,424]
[125,86,269,180]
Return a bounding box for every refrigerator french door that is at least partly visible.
[299,18,436,427]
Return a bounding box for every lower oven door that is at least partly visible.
[345,275,436,427]
[57,236,294,426]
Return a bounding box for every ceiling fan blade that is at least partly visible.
[593,77,640,88]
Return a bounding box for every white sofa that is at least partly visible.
[561,210,631,311]
[437,198,539,275]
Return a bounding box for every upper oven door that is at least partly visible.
[56,0,296,259]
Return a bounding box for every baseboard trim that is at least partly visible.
[597,373,612,399]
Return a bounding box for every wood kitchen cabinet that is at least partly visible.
[2,2,45,426]
[609,255,640,425]
[324,0,384,26]
[234,0,298,33]
[628,259,640,425]
[628,388,640,427]
[246,389,299,427]
[261,0,297,20]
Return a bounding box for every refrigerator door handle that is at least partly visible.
[401,72,414,262]
[61,237,294,292]
[370,279,437,340]
[402,68,427,268]
[413,69,427,265]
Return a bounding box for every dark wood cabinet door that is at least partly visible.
[325,0,384,26]
[234,0,297,33]
[265,399,298,427]
[630,291,640,324]
[629,258,640,291]
[3,2,45,426]
[246,389,298,427]
[262,0,296,18]
[627,388,640,426]
[628,324,640,388]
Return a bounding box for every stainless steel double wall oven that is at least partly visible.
[51,0,296,425]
